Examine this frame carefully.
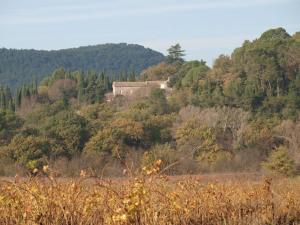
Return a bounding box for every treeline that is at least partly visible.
[0,86,14,111]
[0,82,38,111]
[0,67,140,111]
[167,28,300,119]
[0,43,164,90]
[0,28,299,177]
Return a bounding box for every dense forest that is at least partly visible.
[0,27,299,177]
[0,43,164,90]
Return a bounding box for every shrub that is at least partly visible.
[141,144,178,174]
[262,146,296,177]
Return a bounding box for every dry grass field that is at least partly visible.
[0,164,299,225]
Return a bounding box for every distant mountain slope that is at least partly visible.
[0,43,165,90]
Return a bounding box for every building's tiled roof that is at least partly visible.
[113,81,165,87]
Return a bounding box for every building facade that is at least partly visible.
[112,79,171,98]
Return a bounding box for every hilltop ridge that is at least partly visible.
[0,43,165,90]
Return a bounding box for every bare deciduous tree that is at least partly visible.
[178,106,249,148]
[275,119,300,164]
[48,79,77,101]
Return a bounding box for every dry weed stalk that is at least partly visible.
[0,163,299,225]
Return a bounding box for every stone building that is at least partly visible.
[112,79,171,98]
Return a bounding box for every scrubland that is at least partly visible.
[0,164,299,225]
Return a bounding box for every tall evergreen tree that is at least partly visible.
[129,71,136,81]
[166,44,185,63]
[86,70,97,104]
[77,72,85,103]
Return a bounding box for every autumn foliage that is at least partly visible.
[0,164,299,225]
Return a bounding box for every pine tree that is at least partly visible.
[167,44,185,63]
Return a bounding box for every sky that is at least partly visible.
[0,0,299,65]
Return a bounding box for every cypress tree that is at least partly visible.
[16,88,22,108]
[0,88,5,109]
[86,70,97,103]
[129,71,136,81]
[77,72,85,103]
[95,78,105,103]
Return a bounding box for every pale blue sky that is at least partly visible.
[0,0,299,65]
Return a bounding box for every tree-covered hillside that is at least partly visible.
[0,28,299,177]
[0,43,165,90]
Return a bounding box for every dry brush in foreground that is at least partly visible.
[0,165,299,225]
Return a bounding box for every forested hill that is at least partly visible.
[0,43,165,90]
[0,27,300,177]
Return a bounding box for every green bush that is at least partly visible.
[262,146,296,177]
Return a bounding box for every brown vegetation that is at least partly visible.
[0,167,299,225]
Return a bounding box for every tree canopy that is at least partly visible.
[0,43,165,90]
[166,44,185,63]
[0,27,299,177]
